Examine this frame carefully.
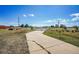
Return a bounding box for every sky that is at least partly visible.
[0,5,79,27]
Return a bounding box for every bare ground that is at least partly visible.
[0,30,29,54]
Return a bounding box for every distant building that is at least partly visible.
[8,26,22,30]
[0,25,10,29]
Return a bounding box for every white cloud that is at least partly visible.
[70,13,79,21]
[47,20,53,23]
[61,19,67,23]
[46,19,58,23]
[57,18,68,23]
[28,14,34,17]
[72,17,79,21]
[23,14,27,17]
[30,18,70,27]
[23,14,35,17]
[46,18,68,24]
[70,13,79,17]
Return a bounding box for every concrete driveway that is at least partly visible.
[26,31,79,54]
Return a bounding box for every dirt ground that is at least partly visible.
[0,30,29,54]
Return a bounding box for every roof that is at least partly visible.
[0,25,10,29]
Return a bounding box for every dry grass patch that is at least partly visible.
[0,29,31,54]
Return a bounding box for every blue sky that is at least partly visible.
[0,5,79,27]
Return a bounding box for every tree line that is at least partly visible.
[51,24,79,31]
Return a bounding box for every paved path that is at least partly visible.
[26,31,79,54]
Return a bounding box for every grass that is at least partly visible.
[0,28,32,54]
[44,28,79,47]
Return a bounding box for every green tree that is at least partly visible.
[25,24,29,28]
[20,24,24,27]
[60,24,67,29]
[51,25,54,28]
[73,26,78,31]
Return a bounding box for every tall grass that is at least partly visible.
[44,29,79,47]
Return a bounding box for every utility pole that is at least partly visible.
[58,19,60,28]
[18,16,20,27]
[58,19,61,39]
